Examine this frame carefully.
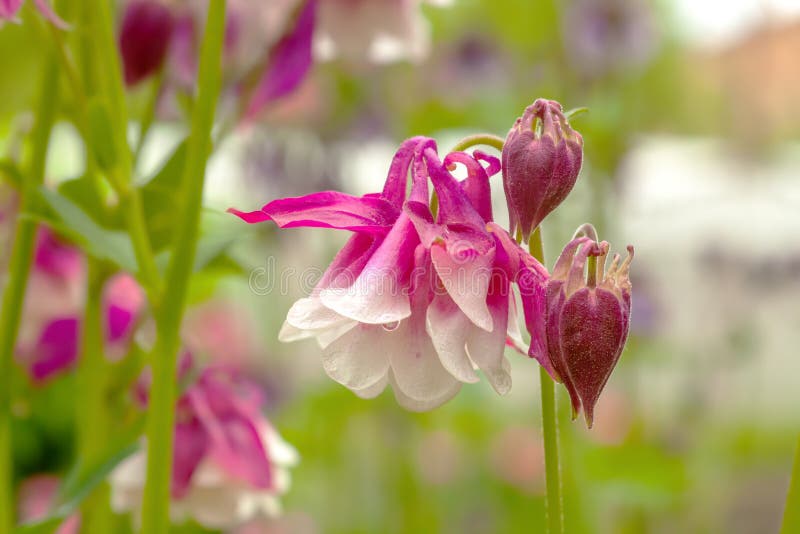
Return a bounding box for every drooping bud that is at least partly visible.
[502,99,583,242]
[537,225,633,428]
[119,0,176,86]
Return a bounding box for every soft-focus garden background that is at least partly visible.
[2,0,800,532]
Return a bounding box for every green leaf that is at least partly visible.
[140,140,187,251]
[12,516,64,534]
[36,188,137,272]
[58,175,122,229]
[0,158,23,188]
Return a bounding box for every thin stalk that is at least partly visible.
[86,0,161,299]
[530,227,564,534]
[139,2,227,532]
[782,434,800,533]
[0,56,59,533]
[75,260,113,532]
[450,133,505,153]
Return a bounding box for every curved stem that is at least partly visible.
[139,1,227,532]
[450,133,505,153]
[782,435,800,533]
[0,56,59,533]
[530,227,564,534]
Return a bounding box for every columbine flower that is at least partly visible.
[529,227,634,427]
[230,137,548,410]
[119,0,176,86]
[502,99,583,242]
[111,363,298,530]
[0,0,67,28]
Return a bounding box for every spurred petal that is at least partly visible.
[244,0,317,119]
[229,191,399,232]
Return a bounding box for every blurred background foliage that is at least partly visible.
[2,0,800,532]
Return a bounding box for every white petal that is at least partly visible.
[352,372,389,399]
[322,323,392,391]
[466,291,513,396]
[320,278,410,325]
[389,322,462,408]
[389,371,461,412]
[426,293,479,383]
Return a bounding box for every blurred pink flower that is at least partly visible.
[19,271,145,382]
[0,0,67,28]
[489,426,544,494]
[16,475,80,534]
[112,363,298,529]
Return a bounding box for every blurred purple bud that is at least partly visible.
[119,0,176,86]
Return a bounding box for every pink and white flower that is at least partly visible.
[111,363,298,529]
[230,137,549,410]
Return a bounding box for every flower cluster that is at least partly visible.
[232,98,634,425]
[117,0,451,120]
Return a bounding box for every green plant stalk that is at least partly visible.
[530,227,564,534]
[782,434,800,533]
[139,1,227,532]
[0,56,59,534]
[86,0,161,299]
[450,133,505,153]
[75,260,113,532]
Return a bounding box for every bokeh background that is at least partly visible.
[2,0,800,532]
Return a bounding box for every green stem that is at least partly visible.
[0,56,59,533]
[530,227,564,534]
[450,133,505,153]
[139,2,227,532]
[782,434,800,533]
[75,260,113,532]
[86,0,161,300]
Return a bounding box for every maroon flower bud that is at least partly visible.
[537,226,633,427]
[502,99,583,242]
[119,0,176,86]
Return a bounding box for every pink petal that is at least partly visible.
[32,0,69,29]
[31,318,79,381]
[229,191,400,232]
[0,0,23,21]
[380,136,431,209]
[320,214,419,324]
[244,0,317,120]
[444,151,493,222]
[171,418,208,498]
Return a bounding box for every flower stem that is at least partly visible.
[781,434,800,533]
[75,260,113,532]
[139,2,227,532]
[0,55,59,533]
[450,133,505,153]
[530,227,564,534]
